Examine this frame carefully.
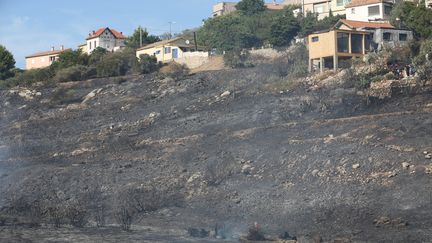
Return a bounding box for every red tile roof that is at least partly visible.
[87,27,126,40]
[25,48,70,58]
[338,19,395,29]
[346,0,390,8]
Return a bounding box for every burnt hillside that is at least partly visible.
[0,67,432,242]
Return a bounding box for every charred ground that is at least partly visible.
[0,65,431,242]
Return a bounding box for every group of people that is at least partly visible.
[388,63,416,79]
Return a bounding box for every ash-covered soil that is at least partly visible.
[0,67,431,242]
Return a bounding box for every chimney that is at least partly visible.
[51,46,55,51]
[61,45,64,51]
[92,30,95,34]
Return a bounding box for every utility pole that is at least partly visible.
[139,25,143,47]
[168,21,176,39]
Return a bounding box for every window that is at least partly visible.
[337,0,344,6]
[89,42,92,49]
[351,8,355,14]
[351,34,363,54]
[365,34,372,52]
[383,32,392,41]
[94,41,96,48]
[384,5,392,15]
[164,47,171,54]
[313,3,327,13]
[368,5,380,16]
[49,56,55,62]
[399,33,408,41]
[154,50,161,55]
[337,32,349,53]
[312,36,319,42]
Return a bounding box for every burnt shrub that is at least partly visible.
[65,202,88,228]
[158,62,189,80]
[223,50,253,68]
[273,44,308,78]
[246,223,266,241]
[50,88,80,105]
[115,205,134,231]
[53,65,96,82]
[46,205,65,228]
[205,159,237,186]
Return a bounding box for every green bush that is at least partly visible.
[96,48,139,78]
[0,67,55,88]
[53,65,96,82]
[138,54,160,74]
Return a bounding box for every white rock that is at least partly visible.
[311,169,319,176]
[220,91,231,97]
[426,154,432,159]
[402,162,410,169]
[352,164,360,169]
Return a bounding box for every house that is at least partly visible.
[345,0,394,22]
[303,0,349,20]
[336,19,413,50]
[136,37,209,69]
[78,43,88,54]
[213,2,237,16]
[212,1,290,16]
[308,19,413,72]
[85,27,126,54]
[25,46,69,70]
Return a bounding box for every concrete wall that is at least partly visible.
[372,28,414,50]
[346,3,392,22]
[174,52,210,69]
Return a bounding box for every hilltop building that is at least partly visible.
[83,27,126,55]
[136,37,209,69]
[212,1,292,17]
[25,46,69,70]
[345,0,394,22]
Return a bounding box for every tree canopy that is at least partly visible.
[0,45,16,80]
[391,2,432,39]
[125,26,160,49]
[236,0,266,15]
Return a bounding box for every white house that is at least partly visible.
[346,0,393,22]
[85,27,126,54]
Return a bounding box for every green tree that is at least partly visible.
[391,2,432,39]
[236,0,266,15]
[269,8,300,47]
[125,26,160,49]
[88,47,108,65]
[51,49,89,70]
[197,13,261,52]
[0,45,16,80]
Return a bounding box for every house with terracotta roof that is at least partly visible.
[136,37,209,69]
[308,19,413,72]
[345,0,394,22]
[25,46,69,70]
[85,27,126,54]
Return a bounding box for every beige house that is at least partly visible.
[85,27,126,54]
[136,37,209,69]
[25,46,69,70]
[308,19,413,72]
[78,43,88,54]
[304,0,348,19]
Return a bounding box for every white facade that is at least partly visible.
[86,29,125,55]
[346,2,392,22]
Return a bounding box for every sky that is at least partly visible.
[0,0,282,69]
